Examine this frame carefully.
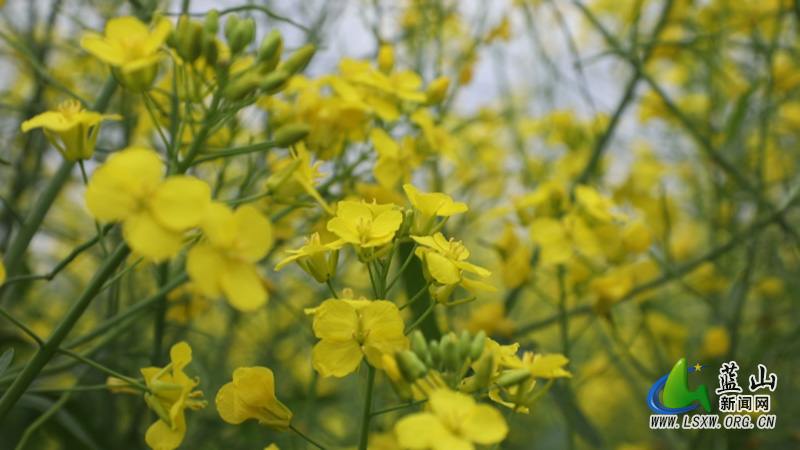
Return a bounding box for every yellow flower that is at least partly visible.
[20,100,120,161]
[404,184,467,234]
[216,366,293,431]
[701,326,730,358]
[370,129,422,188]
[85,147,210,261]
[411,233,494,295]
[81,16,173,91]
[311,298,408,377]
[141,342,206,450]
[274,232,343,283]
[186,203,273,312]
[326,200,403,248]
[395,389,508,450]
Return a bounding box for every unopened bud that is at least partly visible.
[106,377,140,395]
[469,331,486,360]
[258,30,283,66]
[204,10,219,35]
[428,340,441,370]
[175,15,204,62]
[224,15,239,40]
[260,69,290,92]
[377,44,394,73]
[425,76,450,105]
[440,333,459,372]
[273,123,310,148]
[281,44,316,75]
[474,353,495,390]
[495,368,532,388]
[410,331,429,362]
[224,72,259,100]
[396,350,427,382]
[457,330,472,360]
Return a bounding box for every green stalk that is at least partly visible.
[0,243,129,420]
[357,365,376,450]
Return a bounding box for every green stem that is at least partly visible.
[399,281,432,311]
[59,348,148,392]
[357,365,376,450]
[371,398,427,416]
[325,279,338,299]
[405,301,437,335]
[289,424,327,450]
[0,243,130,420]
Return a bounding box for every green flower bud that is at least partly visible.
[281,44,316,75]
[473,353,495,391]
[260,69,290,93]
[224,72,259,100]
[273,123,310,148]
[204,10,219,35]
[457,330,472,361]
[469,330,486,360]
[410,331,429,362]
[495,368,532,388]
[224,15,239,40]
[175,15,204,63]
[258,30,283,65]
[428,340,441,370]
[396,350,427,382]
[440,333,459,372]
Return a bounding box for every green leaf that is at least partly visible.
[0,348,13,378]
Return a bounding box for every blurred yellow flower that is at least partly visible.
[327,200,403,248]
[404,184,467,234]
[701,326,730,358]
[140,342,206,450]
[311,298,407,377]
[216,366,292,431]
[394,389,508,450]
[370,129,421,188]
[412,233,494,294]
[187,202,273,311]
[81,16,173,91]
[21,99,120,161]
[85,147,210,261]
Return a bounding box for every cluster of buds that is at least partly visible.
[384,330,487,402]
[222,15,316,101]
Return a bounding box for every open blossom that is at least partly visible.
[85,147,210,261]
[404,184,467,234]
[311,298,408,377]
[141,342,206,450]
[81,16,172,91]
[326,200,403,248]
[187,203,273,311]
[20,100,120,161]
[412,233,494,294]
[216,366,292,431]
[395,389,508,450]
[274,232,342,282]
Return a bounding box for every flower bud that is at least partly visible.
[428,340,441,370]
[440,333,459,372]
[474,352,495,390]
[396,350,428,382]
[425,76,450,105]
[174,15,204,63]
[469,331,486,360]
[273,123,310,148]
[495,368,532,388]
[224,15,239,40]
[281,44,316,75]
[106,377,140,395]
[260,69,290,93]
[204,10,219,35]
[377,44,394,74]
[257,30,283,70]
[382,355,414,402]
[410,330,429,363]
[224,71,259,100]
[457,330,472,361]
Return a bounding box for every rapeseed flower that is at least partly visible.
[20,99,120,161]
[395,389,508,450]
[187,203,273,311]
[141,342,206,450]
[216,366,292,431]
[327,200,403,249]
[311,298,407,377]
[411,233,494,296]
[404,184,467,235]
[81,16,173,91]
[274,232,342,283]
[85,147,210,261]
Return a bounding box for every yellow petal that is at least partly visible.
[425,252,461,285]
[461,404,509,445]
[312,299,357,340]
[311,338,363,377]
[85,147,163,222]
[200,202,236,248]
[186,244,224,298]
[80,35,125,66]
[395,413,447,449]
[123,210,184,261]
[106,16,150,41]
[220,260,267,311]
[326,217,360,243]
[150,176,210,231]
[215,382,242,424]
[233,205,273,261]
[145,413,186,450]
[170,342,192,373]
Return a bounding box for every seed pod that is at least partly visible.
[273,123,310,148]
[457,330,472,361]
[281,44,316,75]
[410,331,429,363]
[396,350,427,382]
[469,330,486,360]
[495,368,532,388]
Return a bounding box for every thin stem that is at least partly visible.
[289,424,327,450]
[386,243,417,293]
[58,348,148,392]
[399,281,432,310]
[405,301,437,335]
[325,279,338,299]
[357,365,377,450]
[371,398,427,416]
[0,307,43,346]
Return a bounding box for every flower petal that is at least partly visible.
[311,338,363,377]
[233,205,273,261]
[461,404,509,445]
[220,260,267,311]
[312,299,358,340]
[123,211,184,261]
[150,176,210,231]
[186,244,224,298]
